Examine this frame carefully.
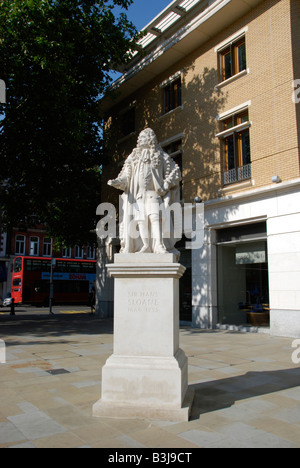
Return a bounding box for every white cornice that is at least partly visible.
[205,178,300,209]
[102,0,264,112]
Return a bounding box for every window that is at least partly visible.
[163,78,182,114]
[219,37,247,82]
[163,139,183,173]
[217,223,269,327]
[56,261,69,272]
[25,259,44,272]
[15,235,25,255]
[75,245,83,259]
[163,139,183,199]
[43,238,53,257]
[121,106,135,138]
[217,110,251,186]
[68,261,81,272]
[86,245,96,260]
[29,237,39,256]
[82,261,96,274]
[14,257,23,273]
[62,247,71,258]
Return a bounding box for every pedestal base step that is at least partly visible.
[93,387,194,422]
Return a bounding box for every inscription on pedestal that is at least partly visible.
[128,290,160,314]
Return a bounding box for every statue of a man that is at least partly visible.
[108,128,182,254]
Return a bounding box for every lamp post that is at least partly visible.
[49,258,56,315]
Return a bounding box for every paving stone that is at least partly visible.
[0,316,300,448]
[7,404,66,440]
[0,422,27,445]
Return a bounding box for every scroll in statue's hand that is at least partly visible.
[157,181,170,197]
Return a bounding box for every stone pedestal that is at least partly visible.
[93,254,193,421]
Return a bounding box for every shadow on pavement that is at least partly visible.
[190,367,300,420]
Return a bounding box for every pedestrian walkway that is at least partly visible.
[0,315,299,448]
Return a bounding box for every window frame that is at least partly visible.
[86,245,96,260]
[62,247,71,258]
[118,102,136,141]
[75,245,83,259]
[121,106,136,138]
[162,77,182,115]
[162,138,183,199]
[15,235,26,256]
[43,238,53,257]
[29,236,40,256]
[217,110,252,186]
[217,34,247,84]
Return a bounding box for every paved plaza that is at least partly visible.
[0,312,300,448]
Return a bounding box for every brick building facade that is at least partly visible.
[98,0,300,337]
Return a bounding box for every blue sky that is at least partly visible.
[109,0,172,80]
[114,0,172,30]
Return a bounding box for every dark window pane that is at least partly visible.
[164,79,182,113]
[164,85,171,113]
[238,42,247,72]
[226,136,235,170]
[175,79,182,108]
[14,258,23,273]
[121,107,135,136]
[82,262,96,274]
[25,259,43,271]
[224,51,232,80]
[222,117,234,131]
[241,131,251,166]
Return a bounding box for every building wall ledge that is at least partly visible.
[205,177,300,209]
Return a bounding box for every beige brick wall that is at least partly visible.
[291,0,300,161]
[102,0,300,204]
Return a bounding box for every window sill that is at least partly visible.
[159,105,184,120]
[215,69,249,90]
[218,178,255,195]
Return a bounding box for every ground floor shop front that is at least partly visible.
[192,178,300,338]
[96,178,300,339]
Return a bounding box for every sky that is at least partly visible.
[114,0,173,31]
[109,0,172,80]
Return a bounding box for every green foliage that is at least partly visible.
[0,0,138,246]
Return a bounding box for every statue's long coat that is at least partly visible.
[113,147,181,253]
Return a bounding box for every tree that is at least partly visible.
[0,0,139,246]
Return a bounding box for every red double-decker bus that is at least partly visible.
[12,256,96,306]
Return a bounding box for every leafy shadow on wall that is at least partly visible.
[180,66,228,202]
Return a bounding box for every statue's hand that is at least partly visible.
[157,181,170,196]
[108,177,127,191]
[157,187,167,197]
[108,179,118,187]
[163,181,170,191]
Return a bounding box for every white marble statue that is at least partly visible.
[108,128,182,254]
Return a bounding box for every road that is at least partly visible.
[0,304,93,316]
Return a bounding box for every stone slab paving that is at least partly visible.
[0,316,299,448]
